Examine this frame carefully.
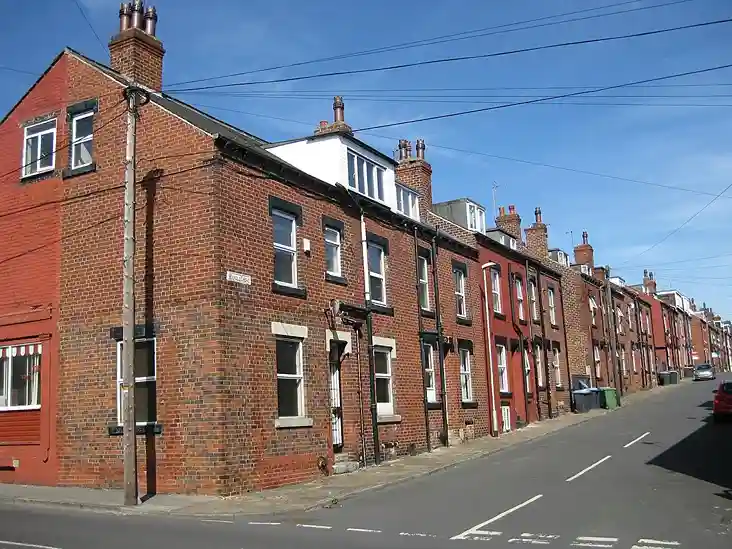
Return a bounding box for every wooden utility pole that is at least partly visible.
[121,85,148,506]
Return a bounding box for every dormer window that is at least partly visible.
[347,150,384,202]
[509,237,517,250]
[395,184,419,219]
[466,202,486,233]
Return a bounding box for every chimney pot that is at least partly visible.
[333,96,345,123]
[319,120,328,128]
[405,140,413,159]
[649,271,654,280]
[131,0,145,29]
[534,207,542,224]
[498,206,506,216]
[144,5,158,36]
[398,139,407,161]
[508,204,516,214]
[416,138,426,160]
[119,2,132,32]
[643,269,648,277]
[582,230,588,245]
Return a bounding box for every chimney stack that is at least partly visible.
[646,270,657,294]
[314,96,353,135]
[594,266,607,282]
[395,138,432,219]
[573,229,594,268]
[524,207,548,258]
[110,1,165,90]
[333,96,345,123]
[495,204,522,240]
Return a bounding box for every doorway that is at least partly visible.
[329,340,346,453]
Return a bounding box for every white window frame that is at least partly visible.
[496,344,509,392]
[594,345,601,379]
[272,209,298,288]
[645,313,651,334]
[460,347,473,402]
[423,342,436,402]
[529,280,539,321]
[628,304,634,331]
[632,347,638,373]
[71,111,94,169]
[0,343,43,411]
[617,307,624,334]
[116,338,157,426]
[620,346,627,376]
[548,287,557,325]
[396,184,419,220]
[275,336,305,419]
[589,297,598,326]
[491,269,502,313]
[553,346,562,387]
[367,243,387,305]
[454,267,467,318]
[466,202,486,233]
[523,348,530,392]
[418,256,430,310]
[534,344,544,387]
[347,150,385,202]
[324,226,341,277]
[515,277,525,321]
[374,346,393,416]
[22,119,57,177]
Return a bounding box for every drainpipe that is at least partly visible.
[557,281,574,413]
[536,268,554,419]
[353,324,368,466]
[526,260,541,421]
[431,235,449,445]
[508,266,529,425]
[633,298,646,388]
[482,262,499,435]
[413,226,431,453]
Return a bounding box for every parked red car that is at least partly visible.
[712,381,732,422]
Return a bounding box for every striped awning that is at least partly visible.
[0,343,43,358]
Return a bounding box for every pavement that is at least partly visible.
[1,375,730,549]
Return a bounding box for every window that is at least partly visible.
[116,339,156,425]
[645,313,651,334]
[418,256,430,310]
[548,287,556,324]
[553,346,562,387]
[272,210,297,287]
[324,226,341,277]
[454,267,467,318]
[71,111,94,169]
[0,343,42,410]
[466,202,486,233]
[534,344,544,387]
[628,305,634,331]
[276,338,304,418]
[497,344,509,392]
[460,348,472,402]
[367,243,386,305]
[529,280,539,320]
[632,348,638,373]
[617,307,624,334]
[491,269,502,313]
[423,343,436,402]
[620,346,627,376]
[589,297,598,326]
[396,184,419,219]
[509,237,518,250]
[347,150,385,202]
[374,347,393,415]
[515,277,525,321]
[22,119,56,177]
[523,348,530,392]
[594,345,601,378]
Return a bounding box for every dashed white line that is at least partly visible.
[200,519,234,524]
[399,532,437,538]
[248,521,281,526]
[572,536,619,547]
[297,524,332,530]
[0,542,62,549]
[472,531,503,536]
[346,528,382,533]
[565,455,612,482]
[450,494,544,540]
[635,540,680,546]
[624,432,651,448]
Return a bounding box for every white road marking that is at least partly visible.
[572,544,615,548]
[632,546,680,549]
[565,455,612,482]
[399,532,437,538]
[508,533,553,544]
[624,432,651,448]
[346,528,382,533]
[248,521,281,526]
[297,524,332,530]
[576,537,618,543]
[450,494,544,540]
[571,536,618,547]
[200,519,233,524]
[0,542,62,549]
[635,540,680,546]
[472,531,503,536]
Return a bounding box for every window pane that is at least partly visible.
[75,115,93,140]
[25,135,38,174]
[73,140,93,168]
[347,153,356,188]
[39,132,54,168]
[30,120,55,134]
[134,380,156,423]
[274,249,295,284]
[356,157,365,193]
[370,276,384,303]
[375,378,391,404]
[0,356,6,402]
[374,351,389,374]
[277,378,300,417]
[367,244,382,274]
[134,340,155,378]
[325,242,339,274]
[9,354,41,407]
[376,168,384,201]
[276,339,300,375]
[366,162,374,197]
[273,214,294,247]
[419,282,429,308]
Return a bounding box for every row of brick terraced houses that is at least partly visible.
[0,2,730,496]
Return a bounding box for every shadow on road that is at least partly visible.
[699,400,714,410]
[648,414,732,500]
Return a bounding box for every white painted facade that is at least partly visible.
[266,133,420,221]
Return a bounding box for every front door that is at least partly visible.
[329,342,345,452]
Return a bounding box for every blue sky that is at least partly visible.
[4,0,732,317]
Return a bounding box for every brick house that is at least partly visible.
[690,312,710,366]
[0,2,493,495]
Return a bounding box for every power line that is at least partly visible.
[165,0,693,89]
[622,252,732,269]
[168,18,732,93]
[70,0,106,54]
[351,62,732,131]
[188,101,732,200]
[0,66,38,76]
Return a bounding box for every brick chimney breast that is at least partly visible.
[646,271,657,294]
[524,206,548,258]
[395,138,432,217]
[109,1,165,90]
[573,229,594,267]
[495,204,522,240]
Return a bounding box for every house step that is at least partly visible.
[333,454,360,474]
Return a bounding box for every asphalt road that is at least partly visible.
[0,377,730,549]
